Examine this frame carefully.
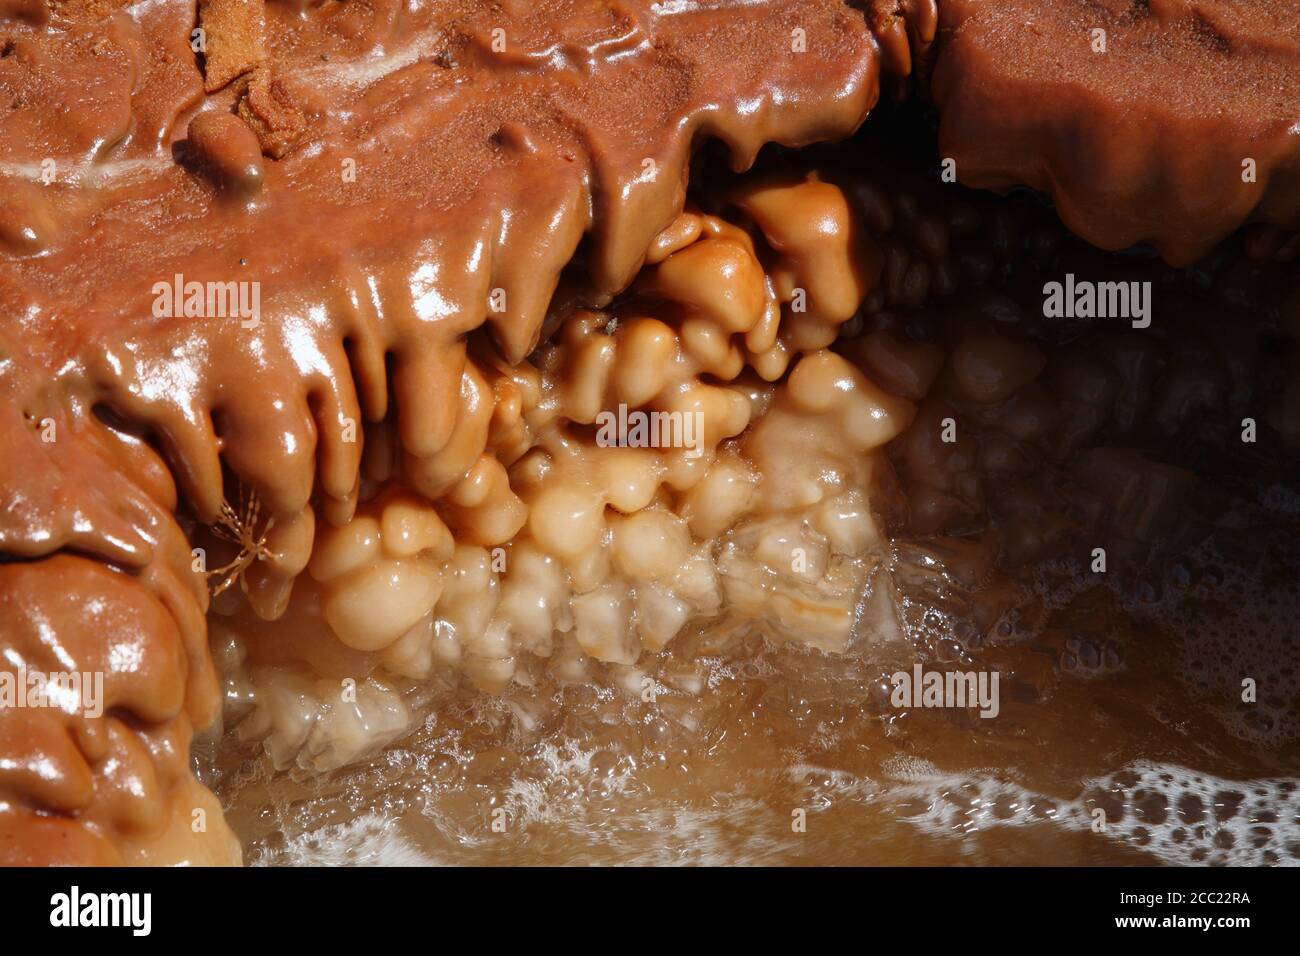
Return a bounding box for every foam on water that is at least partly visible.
[247,733,1300,866]
[253,814,444,866]
[799,761,1300,867]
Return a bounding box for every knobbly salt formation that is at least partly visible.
[1,0,1297,867]
[207,180,916,776]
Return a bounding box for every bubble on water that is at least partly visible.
[1019,494,1300,747]
[879,754,942,781]
[882,761,1300,867]
[1142,530,1300,747]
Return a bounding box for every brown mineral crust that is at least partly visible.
[0,0,48,25]
[0,1,203,163]
[1,0,1290,867]
[46,0,134,19]
[0,1,932,862]
[0,402,224,861]
[931,0,1300,265]
[235,69,306,157]
[186,108,265,195]
[0,810,122,865]
[0,555,230,864]
[866,0,940,80]
[199,0,265,93]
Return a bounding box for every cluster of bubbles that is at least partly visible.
[874,760,1300,868]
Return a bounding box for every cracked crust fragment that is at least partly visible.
[199,0,265,93]
[236,69,305,158]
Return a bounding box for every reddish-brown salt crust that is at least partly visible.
[932,0,1300,264]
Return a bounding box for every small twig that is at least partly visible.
[206,485,276,597]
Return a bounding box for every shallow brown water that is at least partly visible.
[209,505,1300,866]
